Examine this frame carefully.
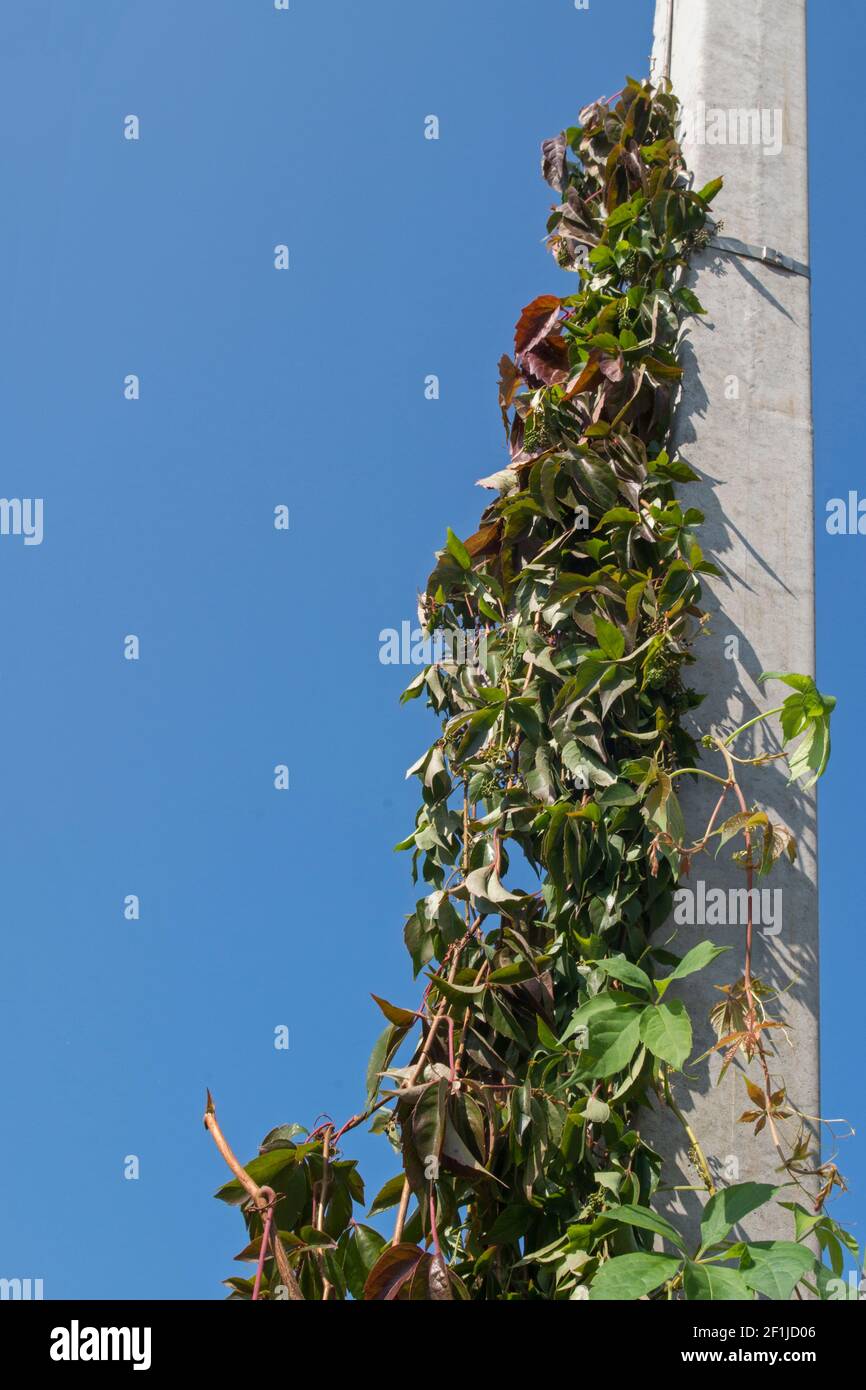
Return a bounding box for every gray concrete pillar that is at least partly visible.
[648,0,818,1244]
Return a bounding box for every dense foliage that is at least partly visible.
[208,78,855,1302]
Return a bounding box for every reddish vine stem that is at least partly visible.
[713,738,786,1157]
[391,929,478,1244]
[429,1190,444,1261]
[252,1187,277,1301]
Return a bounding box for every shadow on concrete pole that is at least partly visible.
[647,0,819,1245]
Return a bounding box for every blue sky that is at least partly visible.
[0,0,861,1299]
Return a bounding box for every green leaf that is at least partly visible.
[757,673,836,787]
[442,1115,501,1182]
[445,527,471,570]
[644,355,683,383]
[639,1000,692,1069]
[588,332,622,352]
[259,1123,306,1151]
[655,941,729,996]
[593,616,626,660]
[463,863,527,909]
[739,1242,817,1301]
[342,1224,386,1302]
[626,579,648,622]
[787,718,831,788]
[644,771,685,845]
[367,1173,407,1217]
[425,972,486,1007]
[603,1204,686,1251]
[696,176,723,204]
[365,1021,411,1106]
[404,912,435,977]
[579,1002,642,1079]
[599,507,641,529]
[700,1183,779,1251]
[371,994,418,1028]
[758,671,815,695]
[596,781,641,808]
[412,1081,447,1165]
[214,1147,299,1205]
[715,811,768,852]
[595,955,652,997]
[677,287,706,315]
[487,1205,535,1246]
[683,1260,752,1301]
[589,1252,682,1301]
[537,1015,561,1050]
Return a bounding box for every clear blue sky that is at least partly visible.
[0,0,861,1299]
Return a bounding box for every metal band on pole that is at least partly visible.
[708,234,811,280]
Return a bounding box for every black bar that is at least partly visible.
[3,1296,861,1374]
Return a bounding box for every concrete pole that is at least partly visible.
[648,0,818,1244]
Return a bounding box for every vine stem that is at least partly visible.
[723,706,783,747]
[252,1187,276,1301]
[204,1091,304,1301]
[392,784,479,1245]
[669,766,730,788]
[316,1125,334,1300]
[390,937,472,1245]
[454,960,491,1081]
[712,738,786,1157]
[390,1004,451,1243]
[663,1070,716,1196]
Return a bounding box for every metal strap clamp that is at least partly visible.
[709,234,810,280]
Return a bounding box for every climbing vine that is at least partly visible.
[207,77,855,1301]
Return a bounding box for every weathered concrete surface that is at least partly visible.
[646,0,818,1246]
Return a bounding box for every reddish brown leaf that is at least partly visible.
[522,333,570,386]
[514,295,562,356]
[541,132,568,190]
[744,1076,767,1109]
[497,354,521,432]
[565,354,602,399]
[363,1243,427,1301]
[463,522,502,560]
[404,1253,434,1300]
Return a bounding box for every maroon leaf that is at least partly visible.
[363,1243,427,1301]
[565,354,602,399]
[404,1253,434,1300]
[514,295,562,357]
[541,132,568,190]
[579,99,606,129]
[522,333,570,386]
[497,354,521,433]
[463,521,502,560]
